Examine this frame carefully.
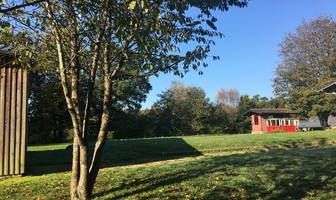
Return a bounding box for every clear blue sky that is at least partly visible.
[142,0,336,109]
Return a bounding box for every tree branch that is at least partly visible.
[0,0,47,13]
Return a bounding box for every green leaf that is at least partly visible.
[128,0,136,10]
[206,20,217,30]
[186,21,201,27]
[149,64,153,71]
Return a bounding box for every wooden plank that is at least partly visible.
[10,68,17,175]
[0,66,5,176]
[0,55,27,177]
[4,67,11,176]
[20,68,27,174]
[15,68,22,175]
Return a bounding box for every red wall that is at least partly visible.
[251,114,267,134]
[251,114,298,133]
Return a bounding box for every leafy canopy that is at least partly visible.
[273,16,336,127]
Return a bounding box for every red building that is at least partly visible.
[243,108,300,134]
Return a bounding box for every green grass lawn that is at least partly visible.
[2,130,336,199]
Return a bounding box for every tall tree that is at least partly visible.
[236,94,255,133]
[1,0,248,199]
[151,80,212,135]
[216,88,240,108]
[214,88,240,133]
[273,16,336,128]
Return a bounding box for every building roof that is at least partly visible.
[243,108,298,116]
[318,82,336,94]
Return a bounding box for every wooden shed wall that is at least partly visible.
[0,55,28,176]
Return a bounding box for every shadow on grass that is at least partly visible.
[93,145,336,199]
[26,137,202,176]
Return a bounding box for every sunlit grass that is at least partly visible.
[28,143,71,151]
[2,130,336,199]
[182,130,336,149]
[26,130,336,168]
[92,145,336,199]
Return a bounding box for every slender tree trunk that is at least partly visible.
[88,42,112,197]
[71,136,80,199]
[47,1,111,199]
[76,20,106,200]
[78,144,89,199]
[68,4,86,198]
[46,2,86,199]
[45,2,84,145]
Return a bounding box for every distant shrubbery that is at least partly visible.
[28,74,288,143]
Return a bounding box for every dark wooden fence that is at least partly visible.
[0,53,28,177]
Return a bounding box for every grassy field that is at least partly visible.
[2,130,336,199]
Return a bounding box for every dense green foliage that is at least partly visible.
[273,16,336,128]
[28,72,72,143]
[2,131,336,199]
[110,83,289,139]
[149,81,212,136]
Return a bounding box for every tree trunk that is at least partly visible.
[78,143,89,199]
[47,2,87,199]
[70,136,80,199]
[88,43,112,197]
[318,113,329,129]
[46,1,111,199]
